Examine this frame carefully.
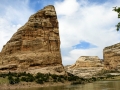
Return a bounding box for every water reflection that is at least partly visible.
[17,81,120,90]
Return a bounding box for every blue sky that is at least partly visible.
[0,0,120,65]
[87,0,116,4]
[72,41,97,49]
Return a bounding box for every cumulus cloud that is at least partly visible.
[0,0,34,51]
[55,0,79,15]
[55,0,120,65]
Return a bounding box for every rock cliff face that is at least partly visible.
[65,56,103,77]
[0,5,66,75]
[104,43,120,70]
[71,56,103,68]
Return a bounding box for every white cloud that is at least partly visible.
[0,17,21,50]
[55,0,120,65]
[55,0,79,16]
[0,0,34,51]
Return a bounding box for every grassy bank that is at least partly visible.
[0,71,120,89]
[0,72,87,89]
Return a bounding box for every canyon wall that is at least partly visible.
[104,43,120,70]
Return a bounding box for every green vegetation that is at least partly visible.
[113,7,120,31]
[0,72,78,85]
[0,77,9,84]
[93,69,120,81]
[0,71,119,85]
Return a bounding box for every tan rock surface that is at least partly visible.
[70,56,103,68]
[0,5,65,75]
[104,43,120,70]
[65,56,104,77]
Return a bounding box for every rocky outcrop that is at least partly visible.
[104,43,120,70]
[0,5,66,75]
[65,56,104,77]
[70,56,103,68]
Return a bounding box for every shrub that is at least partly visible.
[35,73,44,79]
[71,80,82,85]
[14,77,20,83]
[106,74,113,78]
[0,74,7,78]
[57,77,62,82]
[91,77,97,81]
[9,79,15,84]
[68,75,80,81]
[51,74,58,80]
[8,75,13,80]
[99,77,104,80]
[36,78,44,84]
[21,76,35,82]
[21,77,26,81]
[8,72,17,77]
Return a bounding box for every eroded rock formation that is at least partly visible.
[0,5,66,75]
[71,56,103,68]
[65,56,104,77]
[104,43,120,70]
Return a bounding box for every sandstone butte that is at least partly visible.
[0,5,66,75]
[104,43,120,71]
[65,56,104,77]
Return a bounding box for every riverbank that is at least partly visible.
[101,75,120,81]
[0,72,120,90]
[0,72,77,90]
[1,77,120,90]
[0,81,71,90]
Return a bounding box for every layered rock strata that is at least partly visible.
[71,56,103,68]
[104,43,120,70]
[0,5,66,75]
[66,56,104,77]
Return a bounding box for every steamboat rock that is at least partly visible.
[65,56,103,77]
[104,43,120,70]
[0,5,66,75]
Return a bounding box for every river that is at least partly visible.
[17,81,120,90]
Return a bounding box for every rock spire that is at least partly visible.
[0,5,66,75]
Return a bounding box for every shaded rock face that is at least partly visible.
[104,43,120,70]
[0,5,65,75]
[65,56,104,78]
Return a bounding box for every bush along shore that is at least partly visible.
[0,71,120,88]
[0,72,85,85]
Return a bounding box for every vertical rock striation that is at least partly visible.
[0,5,66,75]
[103,43,120,70]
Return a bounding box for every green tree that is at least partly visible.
[113,7,120,31]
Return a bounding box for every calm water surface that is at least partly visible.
[17,81,120,90]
